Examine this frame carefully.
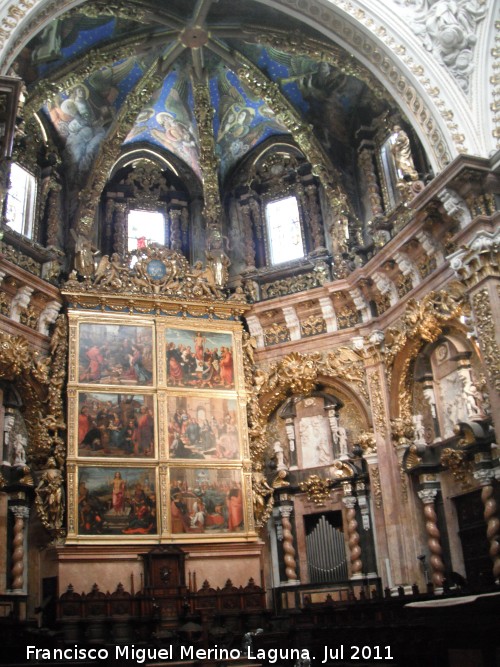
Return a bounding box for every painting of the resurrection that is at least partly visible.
[78,323,153,386]
[165,327,235,390]
[170,467,244,534]
[77,392,155,458]
[78,466,157,536]
[167,395,240,460]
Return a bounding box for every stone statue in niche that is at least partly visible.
[205,227,231,288]
[12,432,27,466]
[390,125,418,181]
[71,229,96,278]
[412,414,426,446]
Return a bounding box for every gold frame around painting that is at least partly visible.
[66,311,255,542]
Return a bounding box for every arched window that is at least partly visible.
[265,195,304,265]
[5,163,37,239]
[127,209,166,251]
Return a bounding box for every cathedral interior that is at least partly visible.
[0,0,499,664]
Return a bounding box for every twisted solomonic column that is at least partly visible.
[417,488,445,587]
[9,505,30,591]
[279,504,299,583]
[474,469,500,582]
[343,495,363,579]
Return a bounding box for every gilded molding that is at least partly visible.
[192,78,222,227]
[471,289,500,394]
[368,371,387,439]
[25,39,140,118]
[385,287,466,416]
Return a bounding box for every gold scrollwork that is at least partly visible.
[472,289,500,394]
[299,474,332,506]
[440,448,473,489]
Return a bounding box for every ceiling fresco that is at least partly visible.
[12,0,395,192]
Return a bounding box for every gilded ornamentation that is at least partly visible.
[300,314,326,337]
[323,346,368,403]
[391,417,414,448]
[0,314,67,536]
[440,448,473,489]
[449,229,500,288]
[299,474,332,505]
[385,287,465,415]
[405,445,423,470]
[192,79,223,228]
[471,289,500,394]
[236,56,355,225]
[368,372,387,439]
[0,240,42,277]
[264,323,290,346]
[63,247,249,320]
[336,305,359,329]
[369,466,382,509]
[260,271,324,299]
[357,430,377,454]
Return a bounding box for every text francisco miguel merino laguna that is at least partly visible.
[26,645,313,664]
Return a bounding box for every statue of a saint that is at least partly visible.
[391,125,418,181]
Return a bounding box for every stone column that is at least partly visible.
[9,505,29,591]
[449,229,500,434]
[473,463,500,582]
[417,483,445,588]
[279,504,300,583]
[342,488,363,579]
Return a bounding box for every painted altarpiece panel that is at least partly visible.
[66,312,254,542]
[163,326,235,391]
[76,391,156,459]
[76,465,158,537]
[77,322,154,386]
[169,467,245,535]
[166,393,241,461]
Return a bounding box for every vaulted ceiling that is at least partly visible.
[13,0,399,193]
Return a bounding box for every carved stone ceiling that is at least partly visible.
[14,0,397,189]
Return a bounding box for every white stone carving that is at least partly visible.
[405,0,487,93]
[38,300,61,336]
[10,286,33,322]
[372,272,399,305]
[438,187,472,228]
[394,251,421,287]
[299,414,331,467]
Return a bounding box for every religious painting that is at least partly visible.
[78,322,154,386]
[77,466,157,536]
[166,394,240,461]
[169,467,244,534]
[165,327,235,390]
[77,392,155,459]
